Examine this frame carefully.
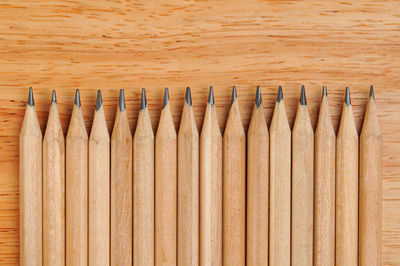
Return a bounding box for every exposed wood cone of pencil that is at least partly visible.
[133,88,155,265]
[43,90,65,266]
[269,86,291,266]
[66,89,88,265]
[246,85,269,266]
[200,86,222,266]
[88,90,110,266]
[336,87,358,266]
[111,89,132,265]
[291,85,314,266]
[223,86,246,266]
[314,86,335,266]
[155,88,177,266]
[20,87,42,266]
[359,86,382,265]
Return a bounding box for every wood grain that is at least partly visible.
[0,1,400,264]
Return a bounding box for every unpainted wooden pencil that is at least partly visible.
[336,87,358,266]
[178,87,199,266]
[359,86,382,265]
[66,89,88,265]
[291,86,314,266]
[200,87,222,266]
[155,88,177,266]
[223,86,246,266]
[111,89,133,265]
[269,86,291,266]
[43,90,65,266]
[89,90,110,266]
[133,89,155,266]
[314,86,335,266]
[246,86,269,266]
[20,87,42,266]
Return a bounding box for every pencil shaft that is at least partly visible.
[43,102,65,266]
[20,104,42,266]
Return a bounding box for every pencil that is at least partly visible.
[20,87,42,266]
[155,88,177,266]
[178,87,199,266]
[359,86,382,265]
[314,86,335,266]
[43,90,65,266]
[88,90,110,265]
[246,86,269,266]
[291,85,314,266]
[133,88,155,265]
[269,86,291,266]
[200,86,222,266]
[223,86,246,266]
[111,89,133,265]
[336,87,358,266]
[66,89,88,265]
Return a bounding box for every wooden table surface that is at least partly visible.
[0,1,399,264]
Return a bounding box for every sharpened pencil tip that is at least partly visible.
[300,85,307,105]
[119,89,126,111]
[208,86,215,105]
[28,87,34,106]
[74,89,81,107]
[277,86,283,103]
[96,90,102,111]
[51,90,57,104]
[370,85,375,100]
[345,87,351,106]
[322,86,328,97]
[140,88,147,110]
[231,86,237,105]
[163,88,169,109]
[255,85,262,108]
[185,87,192,106]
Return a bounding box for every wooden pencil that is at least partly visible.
[336,87,358,266]
[66,89,88,265]
[88,90,110,266]
[246,86,269,266]
[155,88,177,266]
[200,86,222,266]
[43,90,65,266]
[291,86,314,266]
[223,86,246,266]
[20,87,42,266]
[269,86,291,266]
[314,86,335,266]
[178,87,199,266]
[133,89,155,265]
[359,86,382,265]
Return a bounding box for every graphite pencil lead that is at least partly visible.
[208,86,215,105]
[370,85,375,100]
[28,87,34,106]
[163,88,169,109]
[345,87,351,106]
[231,86,237,105]
[300,85,307,105]
[52,90,57,104]
[96,90,102,111]
[74,89,81,107]
[185,87,192,106]
[255,85,262,108]
[119,89,126,111]
[140,88,147,110]
[277,86,283,103]
[322,86,328,97]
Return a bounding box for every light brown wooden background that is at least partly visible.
[0,1,399,264]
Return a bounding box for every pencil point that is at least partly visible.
[28,87,34,106]
[277,86,283,103]
[96,90,102,111]
[51,90,57,104]
[185,87,192,106]
[370,85,375,100]
[231,86,237,105]
[74,89,81,107]
[140,88,147,110]
[300,85,307,105]
[163,88,169,109]
[255,85,262,108]
[208,86,215,105]
[345,87,351,106]
[322,86,328,97]
[119,89,126,111]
